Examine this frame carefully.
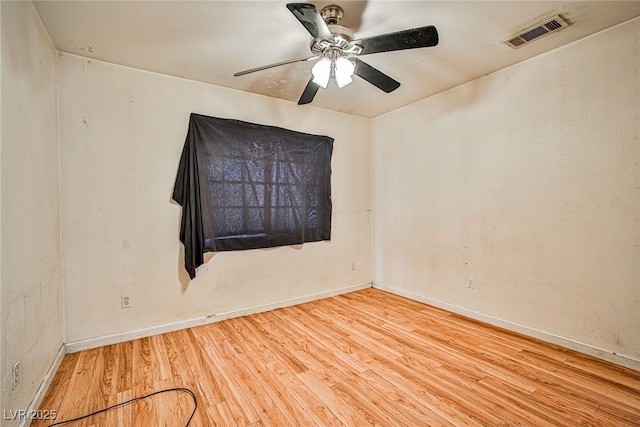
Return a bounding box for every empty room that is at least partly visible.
[1,1,639,426]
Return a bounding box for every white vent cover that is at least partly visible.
[504,15,570,49]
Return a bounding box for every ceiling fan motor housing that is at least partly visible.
[311,5,355,56]
[311,24,354,55]
[328,24,354,46]
[311,4,354,57]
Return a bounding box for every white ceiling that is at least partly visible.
[33,1,640,118]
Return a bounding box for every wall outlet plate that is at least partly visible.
[12,361,20,391]
[121,294,132,309]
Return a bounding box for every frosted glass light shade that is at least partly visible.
[334,57,355,88]
[312,59,331,88]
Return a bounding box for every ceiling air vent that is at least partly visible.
[504,15,570,49]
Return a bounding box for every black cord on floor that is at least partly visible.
[48,387,197,427]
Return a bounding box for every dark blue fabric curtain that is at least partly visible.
[173,114,333,279]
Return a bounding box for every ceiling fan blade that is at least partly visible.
[234,56,317,77]
[298,76,320,105]
[352,25,438,56]
[286,3,335,42]
[353,59,400,93]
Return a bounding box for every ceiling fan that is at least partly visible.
[234,3,439,105]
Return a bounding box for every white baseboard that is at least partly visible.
[65,282,373,353]
[19,344,66,427]
[372,281,640,372]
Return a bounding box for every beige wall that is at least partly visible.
[57,53,372,346]
[1,1,63,422]
[372,18,640,367]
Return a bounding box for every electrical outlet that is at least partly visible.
[121,294,132,309]
[467,277,475,290]
[350,262,356,271]
[12,361,20,391]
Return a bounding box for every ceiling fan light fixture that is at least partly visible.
[312,58,331,88]
[234,4,439,105]
[334,57,355,88]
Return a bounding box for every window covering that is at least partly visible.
[173,114,333,279]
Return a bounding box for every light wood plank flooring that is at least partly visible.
[35,288,640,426]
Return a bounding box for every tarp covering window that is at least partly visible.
[173,114,333,279]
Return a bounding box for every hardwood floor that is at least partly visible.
[35,288,640,426]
